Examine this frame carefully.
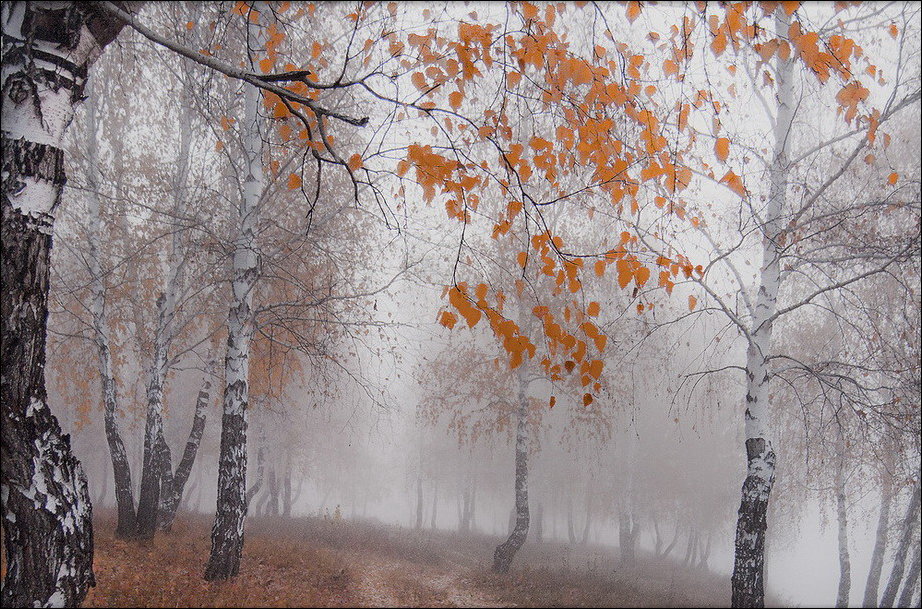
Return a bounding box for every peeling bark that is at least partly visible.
[1,2,126,605]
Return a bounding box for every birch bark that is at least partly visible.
[730,8,791,607]
[84,78,137,539]
[205,52,262,580]
[1,2,126,605]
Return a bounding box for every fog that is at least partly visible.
[4,1,920,608]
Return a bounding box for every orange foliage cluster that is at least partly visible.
[219,0,892,407]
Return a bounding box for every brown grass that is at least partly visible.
[5,509,776,607]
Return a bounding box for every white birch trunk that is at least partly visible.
[205,58,262,580]
[492,364,530,573]
[835,426,851,607]
[730,8,791,607]
[1,2,126,605]
[85,79,137,538]
[865,470,893,607]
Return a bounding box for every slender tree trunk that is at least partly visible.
[620,513,639,565]
[245,445,266,514]
[581,486,592,545]
[282,463,293,518]
[136,296,171,539]
[158,363,211,531]
[1,3,125,605]
[835,426,851,608]
[881,482,921,607]
[416,475,424,529]
[731,9,790,607]
[431,482,438,529]
[492,368,530,573]
[698,532,712,570]
[85,79,138,539]
[203,27,263,577]
[567,496,577,544]
[535,501,543,543]
[865,473,893,607]
[266,469,279,516]
[898,545,921,609]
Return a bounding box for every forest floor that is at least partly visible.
[79,510,752,607]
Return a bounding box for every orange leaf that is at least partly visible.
[688,295,697,311]
[259,57,274,74]
[411,72,427,92]
[347,154,363,171]
[715,137,730,162]
[582,393,594,406]
[449,91,463,110]
[626,1,642,23]
[185,21,195,30]
[438,311,457,329]
[888,172,898,185]
[287,173,302,189]
[587,301,600,317]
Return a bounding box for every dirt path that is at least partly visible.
[347,551,507,608]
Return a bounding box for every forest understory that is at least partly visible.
[68,509,754,608]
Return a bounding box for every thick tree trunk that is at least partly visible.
[865,474,893,607]
[492,370,530,574]
[205,66,262,580]
[880,482,921,607]
[730,8,790,607]
[1,3,125,606]
[158,365,211,531]
[835,427,851,608]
